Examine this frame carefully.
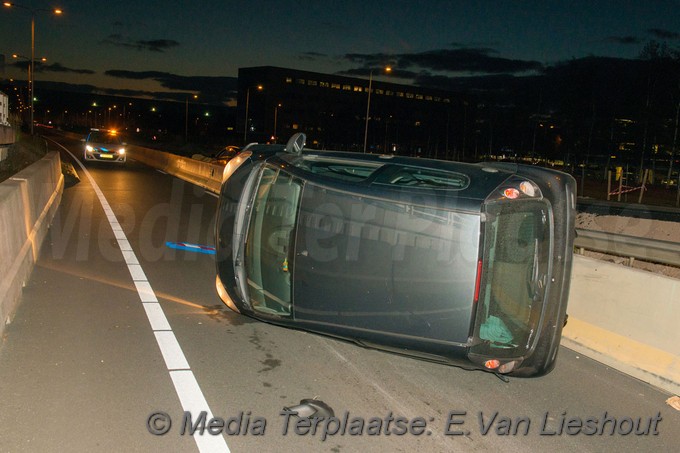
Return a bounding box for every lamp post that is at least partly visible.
[11,53,46,121]
[3,2,62,135]
[273,103,281,143]
[363,66,391,153]
[243,84,263,143]
[185,94,198,142]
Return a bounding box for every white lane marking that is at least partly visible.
[117,238,133,251]
[127,264,147,281]
[134,281,158,302]
[122,250,139,265]
[51,139,230,453]
[170,370,230,452]
[143,303,172,331]
[154,331,191,370]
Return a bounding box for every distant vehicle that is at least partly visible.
[81,129,126,164]
[215,133,576,377]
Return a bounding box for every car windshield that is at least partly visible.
[472,199,551,358]
[89,132,121,144]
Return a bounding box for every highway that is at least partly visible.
[0,132,678,452]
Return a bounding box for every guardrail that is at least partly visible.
[574,228,680,267]
[577,198,680,222]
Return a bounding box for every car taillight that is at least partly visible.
[503,188,520,199]
[473,260,482,303]
[499,177,542,200]
[498,360,519,374]
[484,359,500,370]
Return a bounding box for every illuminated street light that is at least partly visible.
[11,54,46,116]
[273,103,282,143]
[243,84,263,143]
[363,66,391,153]
[4,2,63,135]
[185,94,198,142]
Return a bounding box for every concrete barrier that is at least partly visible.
[0,152,64,338]
[0,125,16,145]
[563,255,680,395]
[128,145,223,193]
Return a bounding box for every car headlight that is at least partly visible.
[86,145,94,152]
[118,148,126,155]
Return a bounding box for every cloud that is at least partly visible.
[337,67,421,80]
[100,35,180,52]
[104,69,238,104]
[647,28,680,40]
[11,61,95,74]
[298,51,329,61]
[341,47,543,76]
[604,36,641,45]
[38,63,96,74]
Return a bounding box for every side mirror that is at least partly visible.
[285,133,306,155]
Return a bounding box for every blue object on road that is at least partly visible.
[165,241,216,255]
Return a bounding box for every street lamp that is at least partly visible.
[11,54,46,117]
[3,2,62,135]
[273,103,282,143]
[363,66,391,153]
[185,94,198,142]
[243,84,263,143]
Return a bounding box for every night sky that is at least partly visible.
[2,0,679,105]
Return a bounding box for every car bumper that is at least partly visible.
[85,152,126,163]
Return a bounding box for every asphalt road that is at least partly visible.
[0,133,678,452]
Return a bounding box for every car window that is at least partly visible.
[244,166,303,316]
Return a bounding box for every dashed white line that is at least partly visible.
[51,139,230,453]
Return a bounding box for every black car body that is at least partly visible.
[215,134,576,377]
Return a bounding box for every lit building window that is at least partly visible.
[396,92,404,97]
[297,79,306,84]
[285,77,293,83]
[342,85,351,91]
[385,91,393,96]
[376,89,384,95]
[354,86,363,92]
[425,95,433,101]
[331,83,341,89]
[320,81,330,88]
[308,80,318,86]
[434,97,441,102]
[415,94,423,100]
[406,93,414,99]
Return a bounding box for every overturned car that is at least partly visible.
[215,134,576,377]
